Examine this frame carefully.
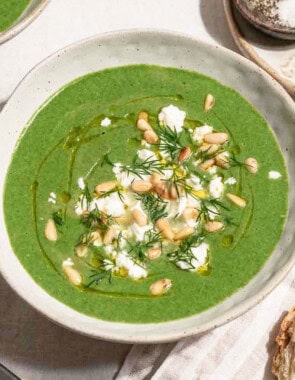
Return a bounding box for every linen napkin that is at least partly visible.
[116,266,295,380]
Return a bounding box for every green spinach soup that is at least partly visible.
[4,65,288,323]
[0,0,30,32]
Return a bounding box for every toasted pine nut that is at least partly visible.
[131,180,153,193]
[95,180,117,195]
[75,245,88,257]
[179,147,191,162]
[245,157,258,174]
[147,247,162,260]
[199,158,215,171]
[63,265,82,286]
[226,193,246,207]
[103,228,116,245]
[182,206,199,220]
[215,153,230,169]
[150,279,172,296]
[150,172,163,185]
[89,230,102,243]
[174,226,195,240]
[138,111,148,122]
[137,118,152,132]
[204,221,224,233]
[169,185,179,200]
[144,129,159,144]
[44,219,58,241]
[204,94,215,112]
[132,209,148,227]
[204,133,228,145]
[197,144,219,154]
[154,181,167,196]
[156,218,174,240]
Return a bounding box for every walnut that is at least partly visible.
[272,306,295,379]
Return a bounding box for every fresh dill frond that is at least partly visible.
[100,152,114,167]
[195,146,224,163]
[96,185,125,203]
[127,230,163,263]
[86,267,113,287]
[228,154,248,168]
[136,193,168,223]
[156,125,186,161]
[168,233,204,270]
[197,198,229,222]
[121,156,165,178]
[81,205,113,231]
[81,183,93,209]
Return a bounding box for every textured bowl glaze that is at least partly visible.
[0,0,50,45]
[0,30,294,343]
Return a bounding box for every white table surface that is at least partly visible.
[0,1,238,379]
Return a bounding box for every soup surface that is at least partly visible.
[0,0,30,32]
[4,65,288,323]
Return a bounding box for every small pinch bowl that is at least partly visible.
[0,0,50,45]
[0,30,295,343]
[233,0,295,40]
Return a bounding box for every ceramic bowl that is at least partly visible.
[0,0,50,45]
[0,30,294,343]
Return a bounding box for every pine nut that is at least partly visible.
[103,228,116,245]
[95,180,117,195]
[154,181,167,197]
[215,153,230,169]
[179,147,191,162]
[132,209,148,227]
[204,133,228,145]
[199,158,215,171]
[63,265,82,286]
[137,118,152,132]
[75,245,88,257]
[44,219,58,241]
[89,230,102,243]
[204,94,215,112]
[182,206,199,220]
[197,144,219,154]
[144,129,159,144]
[138,111,148,122]
[150,279,172,296]
[131,180,153,193]
[174,226,195,240]
[147,247,162,260]
[169,185,179,200]
[150,172,163,185]
[156,218,174,240]
[204,221,224,233]
[245,157,258,174]
[226,193,246,207]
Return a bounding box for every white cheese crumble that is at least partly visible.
[75,194,89,215]
[62,258,74,267]
[50,192,56,199]
[269,171,282,180]
[209,177,224,199]
[48,191,57,204]
[192,125,213,143]
[78,177,85,190]
[115,252,147,279]
[176,243,209,271]
[112,162,150,188]
[48,198,56,204]
[186,175,203,191]
[137,149,157,161]
[225,177,236,185]
[90,192,125,217]
[129,222,153,241]
[158,105,186,133]
[100,117,111,127]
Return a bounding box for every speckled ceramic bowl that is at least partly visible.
[0,0,50,45]
[0,30,294,343]
[234,0,295,40]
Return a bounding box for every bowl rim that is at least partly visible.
[0,28,295,343]
[0,0,51,45]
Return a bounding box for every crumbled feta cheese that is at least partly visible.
[115,252,147,279]
[186,175,203,191]
[78,177,85,190]
[48,197,56,204]
[137,149,157,161]
[192,125,213,143]
[225,177,236,185]
[207,165,217,175]
[176,243,208,271]
[186,194,201,209]
[209,177,224,199]
[90,192,125,217]
[113,162,149,187]
[129,222,152,241]
[103,259,115,272]
[75,194,89,215]
[62,258,74,267]
[50,192,56,199]
[269,171,282,180]
[101,117,111,127]
[187,219,199,228]
[158,105,186,133]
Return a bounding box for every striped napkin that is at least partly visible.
[116,266,295,380]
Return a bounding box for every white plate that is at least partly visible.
[0,30,295,343]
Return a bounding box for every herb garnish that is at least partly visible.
[136,193,168,223]
[127,230,163,263]
[197,198,229,222]
[52,209,64,227]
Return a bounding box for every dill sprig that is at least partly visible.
[195,146,224,163]
[121,156,165,178]
[127,230,163,263]
[81,183,93,209]
[136,193,168,223]
[168,233,204,270]
[156,125,185,161]
[96,185,125,203]
[81,205,113,231]
[197,198,229,222]
[86,267,113,287]
[52,209,64,227]
[228,154,249,168]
